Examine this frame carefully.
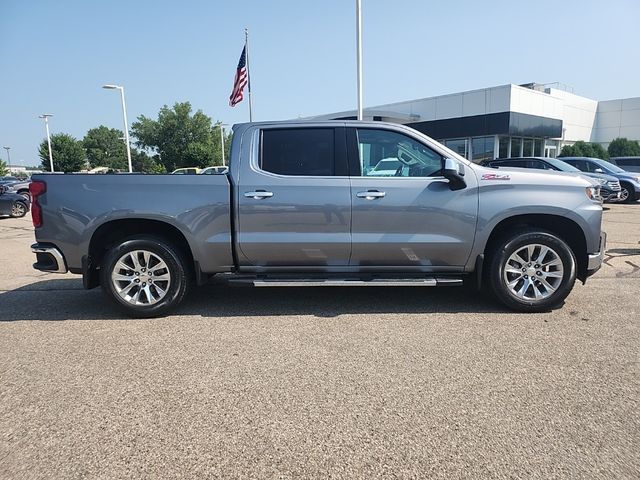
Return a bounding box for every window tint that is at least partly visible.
[357,129,443,177]
[261,128,334,176]
[505,160,527,168]
[528,160,552,170]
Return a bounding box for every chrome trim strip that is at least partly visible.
[587,232,607,271]
[31,245,68,274]
[251,278,438,287]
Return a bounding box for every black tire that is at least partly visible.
[620,183,636,204]
[100,235,191,318]
[18,191,30,202]
[10,201,28,218]
[488,229,576,312]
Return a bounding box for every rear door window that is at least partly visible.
[261,128,335,176]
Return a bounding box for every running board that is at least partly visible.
[232,278,463,288]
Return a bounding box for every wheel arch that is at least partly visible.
[483,214,588,282]
[86,218,198,289]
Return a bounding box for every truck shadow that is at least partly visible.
[0,278,508,321]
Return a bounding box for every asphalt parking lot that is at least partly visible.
[1,205,639,479]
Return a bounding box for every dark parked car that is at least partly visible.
[610,156,640,173]
[480,157,622,202]
[4,179,31,201]
[560,157,640,203]
[0,184,30,218]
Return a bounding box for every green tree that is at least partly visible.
[83,126,127,170]
[0,159,8,176]
[608,137,640,157]
[132,150,166,173]
[131,102,226,172]
[38,133,86,172]
[558,141,608,160]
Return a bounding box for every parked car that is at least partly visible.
[0,176,20,184]
[610,156,640,173]
[29,121,605,317]
[171,167,200,175]
[367,158,404,176]
[0,184,30,218]
[560,157,640,203]
[4,179,31,201]
[200,166,229,175]
[480,157,622,202]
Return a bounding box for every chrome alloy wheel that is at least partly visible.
[111,250,171,306]
[619,187,629,202]
[503,243,564,301]
[11,201,26,217]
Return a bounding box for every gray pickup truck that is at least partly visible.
[29,121,606,317]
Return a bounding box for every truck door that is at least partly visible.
[347,127,478,269]
[236,126,352,269]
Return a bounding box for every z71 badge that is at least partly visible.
[481,173,511,181]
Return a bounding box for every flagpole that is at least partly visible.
[356,0,363,121]
[245,28,253,122]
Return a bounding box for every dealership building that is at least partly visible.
[311,83,640,163]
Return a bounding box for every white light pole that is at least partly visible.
[38,114,54,172]
[217,123,229,166]
[356,0,363,121]
[102,84,133,173]
[3,146,10,171]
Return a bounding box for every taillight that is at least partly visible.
[29,181,46,227]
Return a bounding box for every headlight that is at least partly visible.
[597,178,607,185]
[585,186,602,202]
[634,176,640,183]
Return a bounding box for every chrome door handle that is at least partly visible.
[244,191,274,200]
[356,190,386,200]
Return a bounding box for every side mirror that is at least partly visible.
[594,168,604,173]
[443,158,466,191]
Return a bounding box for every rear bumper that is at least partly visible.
[31,243,68,274]
[586,231,606,276]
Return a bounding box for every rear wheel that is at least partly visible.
[100,236,190,317]
[10,201,27,218]
[488,230,576,312]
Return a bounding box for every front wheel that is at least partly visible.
[619,183,636,204]
[10,201,28,218]
[488,230,576,312]
[100,236,191,318]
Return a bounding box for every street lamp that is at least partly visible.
[3,146,10,172]
[217,123,229,166]
[102,84,133,173]
[38,114,54,172]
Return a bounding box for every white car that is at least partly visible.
[368,158,402,177]
[200,166,229,175]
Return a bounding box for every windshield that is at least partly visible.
[546,158,581,172]
[592,158,625,173]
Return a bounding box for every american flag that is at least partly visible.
[229,46,248,107]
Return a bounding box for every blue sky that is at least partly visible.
[1,0,639,165]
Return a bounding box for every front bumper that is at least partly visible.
[586,231,607,276]
[31,243,68,274]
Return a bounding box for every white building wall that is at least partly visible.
[308,84,640,148]
[592,97,640,145]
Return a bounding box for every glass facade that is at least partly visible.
[444,138,468,158]
[534,139,543,156]
[438,135,557,163]
[498,137,509,158]
[510,138,522,158]
[471,136,494,163]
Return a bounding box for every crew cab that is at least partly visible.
[29,121,606,317]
